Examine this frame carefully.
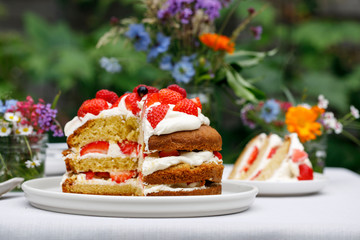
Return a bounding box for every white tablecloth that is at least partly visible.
[1,166,360,240]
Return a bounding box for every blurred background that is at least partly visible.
[0,0,359,172]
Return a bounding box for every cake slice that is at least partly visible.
[229,133,313,181]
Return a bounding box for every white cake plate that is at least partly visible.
[22,177,258,217]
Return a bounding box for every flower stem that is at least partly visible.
[23,136,33,160]
[0,153,13,178]
[218,0,242,35]
[341,129,360,147]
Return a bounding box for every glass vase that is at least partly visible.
[0,134,48,190]
[304,135,327,173]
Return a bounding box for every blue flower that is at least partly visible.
[160,55,173,71]
[147,33,171,62]
[260,99,280,123]
[125,24,151,51]
[0,99,18,113]
[99,57,122,73]
[171,59,195,83]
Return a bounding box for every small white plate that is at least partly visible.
[0,177,24,196]
[22,177,258,217]
[229,173,327,196]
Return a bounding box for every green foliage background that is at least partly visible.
[0,0,359,172]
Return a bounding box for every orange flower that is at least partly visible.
[199,33,235,54]
[285,106,322,143]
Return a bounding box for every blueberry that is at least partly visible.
[137,86,148,98]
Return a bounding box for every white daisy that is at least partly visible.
[25,159,41,168]
[4,112,20,122]
[18,125,33,135]
[0,125,11,136]
[318,95,329,109]
[350,105,359,119]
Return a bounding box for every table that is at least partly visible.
[1,166,360,240]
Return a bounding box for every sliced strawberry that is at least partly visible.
[112,93,129,108]
[145,93,160,108]
[213,151,222,159]
[118,141,139,155]
[133,84,159,94]
[147,104,170,128]
[250,170,262,180]
[159,150,180,158]
[110,170,137,184]
[267,147,278,159]
[241,146,259,173]
[190,97,202,110]
[173,98,198,116]
[158,89,183,105]
[77,98,109,117]
[297,163,314,180]
[85,171,95,180]
[95,89,118,104]
[80,141,110,156]
[125,93,141,115]
[167,84,187,98]
[292,149,308,163]
[95,172,110,179]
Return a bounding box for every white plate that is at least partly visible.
[0,178,24,197]
[22,177,258,217]
[229,173,327,196]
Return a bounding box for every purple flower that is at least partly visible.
[180,8,193,24]
[147,33,171,62]
[250,26,263,40]
[125,24,151,51]
[35,103,63,137]
[241,104,256,129]
[195,0,222,20]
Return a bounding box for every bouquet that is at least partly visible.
[97,0,274,102]
[240,94,360,171]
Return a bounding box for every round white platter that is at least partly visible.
[22,177,258,218]
[228,173,327,196]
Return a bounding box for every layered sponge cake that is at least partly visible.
[62,85,223,196]
[228,133,313,181]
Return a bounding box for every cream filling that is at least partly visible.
[234,133,267,178]
[248,134,283,180]
[61,172,139,186]
[142,104,210,151]
[141,151,222,176]
[143,183,207,195]
[64,95,133,137]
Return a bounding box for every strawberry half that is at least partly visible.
[85,171,95,180]
[77,98,109,118]
[173,98,198,117]
[159,150,180,158]
[80,141,110,156]
[147,104,170,128]
[190,97,202,110]
[110,170,137,184]
[297,163,314,180]
[96,89,118,104]
[267,147,278,159]
[158,89,183,105]
[118,141,140,155]
[145,93,160,108]
[241,146,259,173]
[112,93,129,108]
[213,151,222,159]
[167,84,187,98]
[292,149,308,163]
[125,93,141,115]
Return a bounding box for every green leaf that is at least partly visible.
[51,91,61,109]
[225,49,277,68]
[225,68,257,102]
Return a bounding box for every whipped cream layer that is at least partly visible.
[61,172,138,186]
[143,183,207,195]
[141,151,222,176]
[142,104,210,151]
[64,95,133,137]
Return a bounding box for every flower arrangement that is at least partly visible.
[240,95,360,171]
[97,0,274,102]
[0,95,63,184]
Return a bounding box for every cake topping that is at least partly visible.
[167,84,187,98]
[173,98,199,117]
[95,89,119,104]
[158,89,184,105]
[147,104,170,128]
[297,163,313,180]
[213,151,222,160]
[77,98,109,117]
[133,84,159,95]
[145,93,160,108]
[292,149,308,163]
[190,97,202,110]
[80,141,110,156]
[137,86,149,98]
[125,93,141,115]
